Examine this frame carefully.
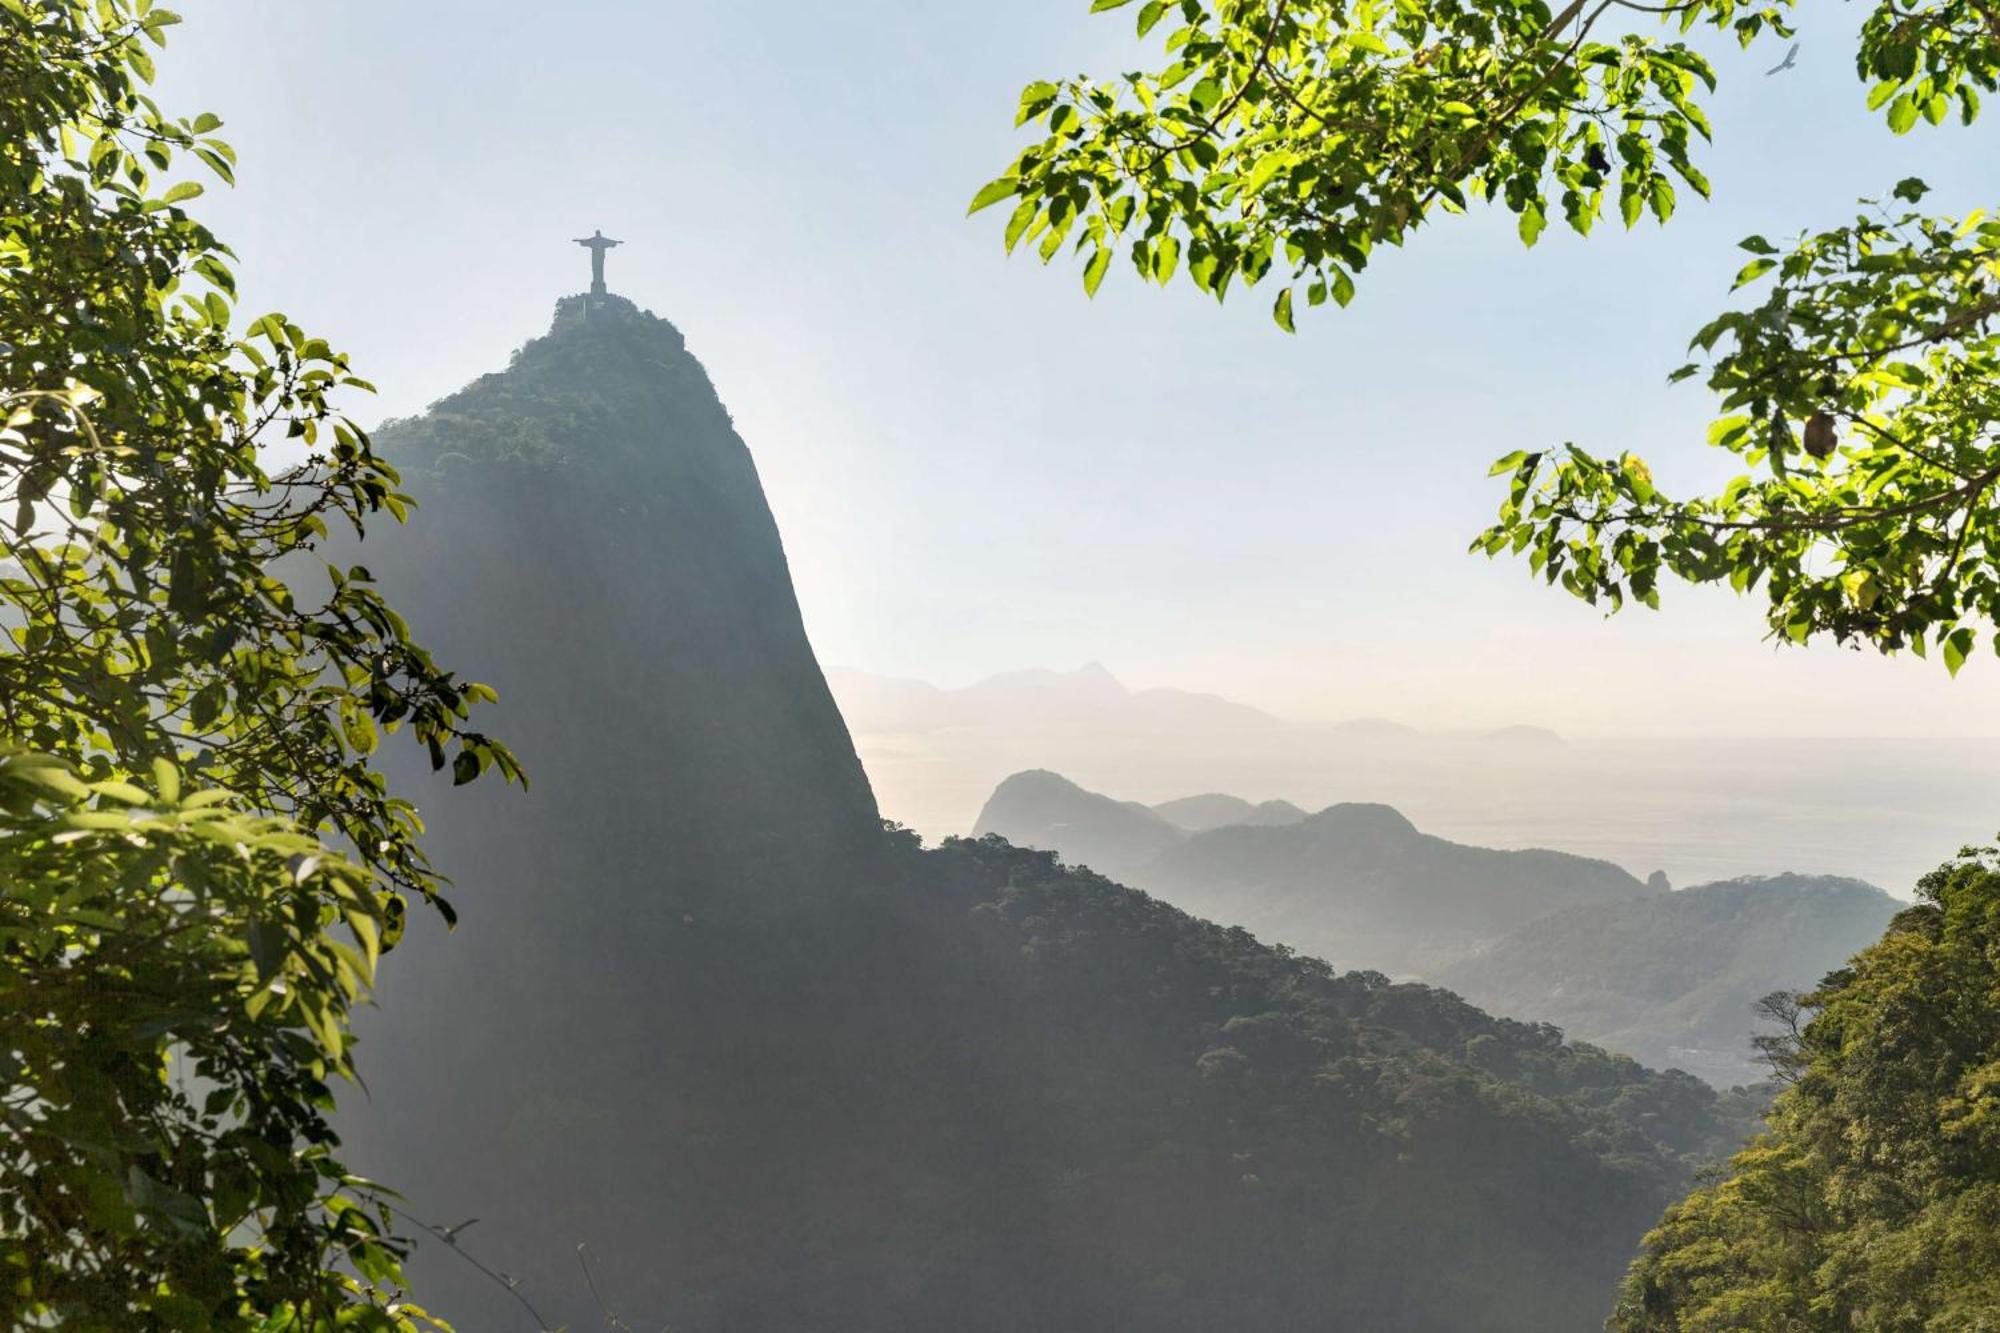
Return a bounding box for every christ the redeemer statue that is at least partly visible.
[575,229,622,296]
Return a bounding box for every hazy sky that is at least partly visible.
[162,2,2000,737]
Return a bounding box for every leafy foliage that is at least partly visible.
[905,834,1767,1328]
[2,1,513,1324]
[1,3,517,902]
[1611,854,2000,1329]
[973,0,1793,323]
[0,751,432,1329]
[981,0,2000,665]
[1479,185,2000,672]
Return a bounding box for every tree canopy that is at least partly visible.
[977,0,2000,668]
[1,2,515,1325]
[1611,853,2000,1329]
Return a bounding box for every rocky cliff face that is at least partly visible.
[364,293,881,912]
[333,294,888,1325]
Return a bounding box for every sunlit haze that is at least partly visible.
[155,2,2000,742]
[27,4,2000,1327]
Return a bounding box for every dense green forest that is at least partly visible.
[1439,874,1901,1086]
[980,773,1901,1087]
[1613,857,2000,1328]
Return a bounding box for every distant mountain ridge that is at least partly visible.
[829,662,1287,736]
[975,769,1648,975]
[831,662,1544,743]
[1153,792,1309,832]
[975,771,1897,1086]
[832,666,1999,899]
[1438,873,1901,1085]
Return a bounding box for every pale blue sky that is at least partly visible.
[163,1,2000,735]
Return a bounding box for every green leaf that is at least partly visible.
[1648,178,1675,223]
[1732,257,1777,289]
[967,177,1018,215]
[150,757,180,804]
[1082,244,1112,297]
[1015,80,1059,125]
[1273,287,1295,333]
[245,919,285,982]
[1518,203,1546,247]
[1944,627,1975,676]
[1241,149,1292,195]
[1003,198,1038,253]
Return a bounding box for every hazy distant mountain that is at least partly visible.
[973,772,1314,883]
[832,667,1998,900]
[1150,803,1652,975]
[1437,874,1901,1085]
[977,770,1650,975]
[830,661,1283,736]
[974,774,1892,1085]
[1153,792,1308,833]
[973,769,1184,880]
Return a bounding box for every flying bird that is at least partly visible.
[436,1217,479,1244]
[1766,43,1800,76]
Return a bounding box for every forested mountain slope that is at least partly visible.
[1439,875,1901,1086]
[334,295,1760,1332]
[1614,857,2000,1329]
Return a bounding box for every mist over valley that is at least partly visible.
[835,662,1999,895]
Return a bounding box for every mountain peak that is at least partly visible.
[1305,801,1419,838]
[987,768,1086,800]
[382,294,736,481]
[364,300,882,909]
[545,291,678,344]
